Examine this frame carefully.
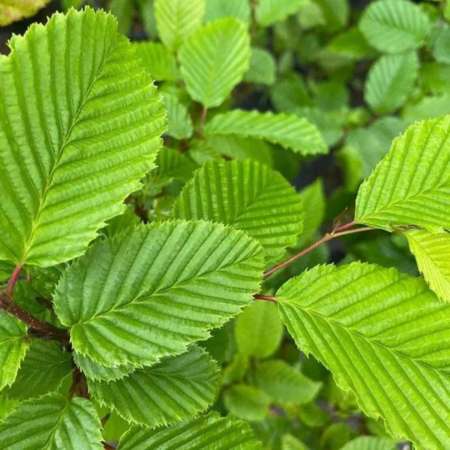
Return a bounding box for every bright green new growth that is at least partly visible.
[277,263,450,448]
[173,159,304,261]
[54,220,264,367]
[255,0,306,27]
[0,0,50,26]
[133,42,178,81]
[355,116,450,232]
[0,8,166,267]
[405,229,450,302]
[118,412,263,450]
[179,18,251,108]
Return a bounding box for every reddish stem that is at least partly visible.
[6,263,23,297]
[333,221,356,233]
[253,294,277,303]
[199,106,208,136]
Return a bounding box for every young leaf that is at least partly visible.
[0,393,102,449]
[298,179,325,246]
[4,340,72,399]
[316,0,349,32]
[251,360,321,404]
[179,18,251,108]
[154,0,205,51]
[244,47,276,86]
[108,0,133,34]
[163,93,194,140]
[270,74,312,113]
[173,159,303,261]
[0,0,49,26]
[277,262,450,447]
[133,42,178,81]
[355,116,450,232]
[118,412,263,450]
[359,0,431,54]
[281,434,308,450]
[256,0,306,27]
[235,301,283,359]
[89,347,220,428]
[53,221,264,367]
[341,437,396,450]
[365,52,418,114]
[0,311,29,391]
[405,229,450,302]
[204,110,327,155]
[0,8,166,268]
[204,0,251,24]
[223,385,271,421]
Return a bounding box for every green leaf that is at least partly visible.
[405,229,450,302]
[402,94,450,124]
[235,301,283,358]
[355,116,450,232]
[204,110,327,155]
[320,423,352,450]
[0,393,102,449]
[316,0,349,32]
[204,0,251,24]
[431,25,450,65]
[224,385,271,421]
[179,18,250,108]
[0,9,166,268]
[327,27,376,60]
[341,437,396,450]
[163,94,194,140]
[281,434,308,450]
[0,0,50,26]
[90,346,220,427]
[359,0,431,54]
[173,159,303,261]
[74,352,135,382]
[256,0,307,27]
[154,147,196,184]
[277,262,450,448]
[108,0,133,34]
[244,48,276,86]
[54,220,263,367]
[118,412,263,449]
[365,52,418,114]
[133,42,178,81]
[154,0,205,51]
[4,340,72,399]
[270,74,312,113]
[251,360,321,404]
[0,311,29,391]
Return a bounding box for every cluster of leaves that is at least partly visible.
[1,0,450,449]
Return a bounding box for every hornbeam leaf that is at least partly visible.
[154,0,205,51]
[133,42,178,81]
[163,93,194,140]
[53,220,264,367]
[204,0,251,24]
[89,346,220,427]
[223,384,270,421]
[179,18,251,108]
[173,159,304,261]
[365,52,418,114]
[341,437,396,450]
[118,412,263,450]
[277,262,450,448]
[0,311,29,391]
[0,0,49,26]
[4,340,72,399]
[74,352,135,382]
[359,0,431,54]
[355,116,450,232]
[0,8,166,267]
[405,229,450,302]
[281,434,308,450]
[0,393,102,449]
[256,0,307,27]
[204,110,327,155]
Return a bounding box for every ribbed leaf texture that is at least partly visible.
[405,229,450,302]
[154,0,205,51]
[355,116,450,232]
[204,110,327,155]
[173,159,303,261]
[74,352,135,382]
[4,340,72,399]
[179,18,250,108]
[256,0,306,26]
[277,262,450,448]
[0,8,166,267]
[365,52,418,114]
[0,393,102,449]
[341,437,396,450]
[298,179,325,246]
[0,0,49,25]
[204,0,251,24]
[90,346,220,427]
[133,42,178,81]
[0,311,29,391]
[251,360,321,404]
[235,301,283,358]
[224,385,270,421]
[53,220,263,367]
[359,0,431,54]
[118,412,263,450]
[163,93,194,140]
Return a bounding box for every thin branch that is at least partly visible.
[6,263,23,297]
[253,294,277,303]
[264,226,374,279]
[101,413,111,428]
[198,106,208,136]
[69,367,89,400]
